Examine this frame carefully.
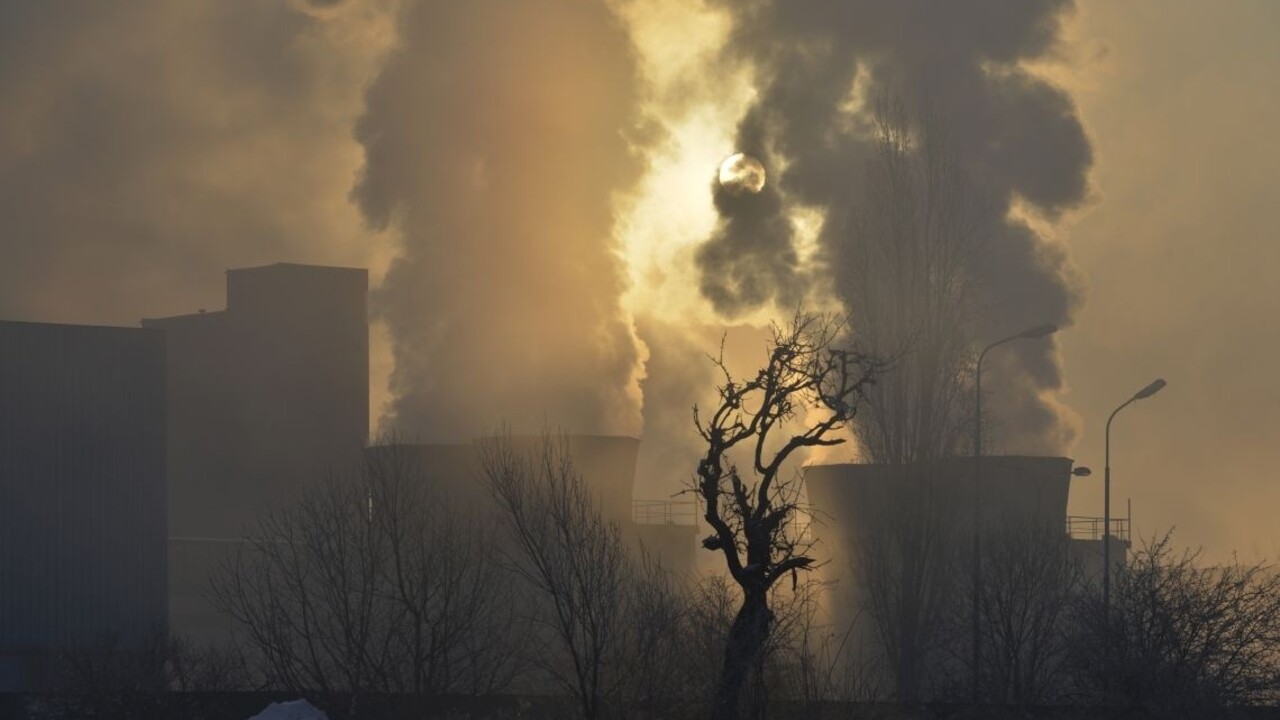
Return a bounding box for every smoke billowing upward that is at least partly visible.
[355,0,648,441]
[701,0,1092,453]
[696,124,804,315]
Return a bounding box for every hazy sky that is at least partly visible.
[1053,0,1280,561]
[0,1,1276,560]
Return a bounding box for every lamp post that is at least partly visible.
[971,322,1057,704]
[1103,378,1166,618]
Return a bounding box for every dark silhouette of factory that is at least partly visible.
[0,262,698,690]
[0,261,1122,692]
[142,264,370,644]
[0,321,167,690]
[806,459,1121,609]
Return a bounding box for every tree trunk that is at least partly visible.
[711,589,772,720]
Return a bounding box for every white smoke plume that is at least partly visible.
[354,0,650,441]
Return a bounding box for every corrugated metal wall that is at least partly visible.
[0,321,167,690]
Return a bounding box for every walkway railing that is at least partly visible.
[1065,515,1130,543]
[632,499,697,526]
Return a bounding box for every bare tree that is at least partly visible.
[364,443,524,696]
[855,465,960,702]
[768,578,879,715]
[36,629,249,720]
[969,514,1081,705]
[617,551,700,719]
[212,472,391,698]
[1069,532,1280,717]
[693,310,878,720]
[834,96,989,703]
[479,430,632,720]
[210,443,521,704]
[839,95,986,465]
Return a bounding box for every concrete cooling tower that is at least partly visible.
[364,434,640,530]
[804,456,1077,651]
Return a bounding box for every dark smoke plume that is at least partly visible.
[702,0,1092,453]
[354,0,648,440]
[696,120,804,315]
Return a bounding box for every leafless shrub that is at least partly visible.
[769,579,879,713]
[1069,532,1280,717]
[966,515,1082,705]
[31,630,248,720]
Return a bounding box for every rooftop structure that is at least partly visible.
[143,263,369,642]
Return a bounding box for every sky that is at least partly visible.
[0,0,1276,561]
[1050,0,1280,561]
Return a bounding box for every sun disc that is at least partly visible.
[717,152,766,194]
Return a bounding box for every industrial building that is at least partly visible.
[364,436,698,579]
[805,456,1108,605]
[0,321,168,691]
[0,260,697,671]
[806,456,1125,603]
[803,455,1124,693]
[143,263,369,642]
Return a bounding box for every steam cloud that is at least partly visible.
[700,0,1092,453]
[0,1,390,326]
[354,0,648,441]
[0,0,1092,459]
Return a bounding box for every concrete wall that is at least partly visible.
[365,435,640,530]
[0,321,167,690]
[144,263,368,540]
[364,436,698,577]
[803,456,1077,681]
[806,457,1074,584]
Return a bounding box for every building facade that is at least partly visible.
[143,263,369,642]
[364,435,698,578]
[0,321,167,690]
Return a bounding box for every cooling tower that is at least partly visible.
[364,434,640,530]
[804,456,1075,640]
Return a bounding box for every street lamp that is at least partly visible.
[1103,378,1166,618]
[971,322,1057,704]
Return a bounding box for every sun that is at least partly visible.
[717,152,766,194]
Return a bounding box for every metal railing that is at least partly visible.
[632,499,697,526]
[1066,515,1130,543]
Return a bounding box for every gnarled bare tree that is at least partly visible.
[694,310,878,720]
